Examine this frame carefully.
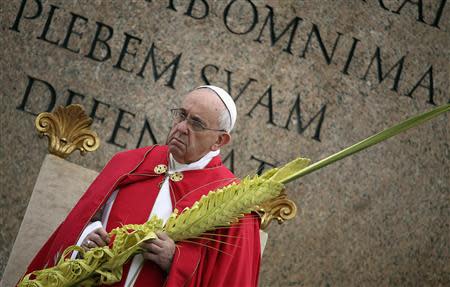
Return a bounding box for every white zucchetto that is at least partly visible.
[197,85,237,131]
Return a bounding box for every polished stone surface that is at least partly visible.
[1,0,449,286]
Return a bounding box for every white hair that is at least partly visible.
[217,105,232,132]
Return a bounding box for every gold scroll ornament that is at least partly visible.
[35,104,100,158]
[256,190,297,230]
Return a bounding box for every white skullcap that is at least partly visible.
[197,85,237,131]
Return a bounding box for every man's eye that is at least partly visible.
[191,120,204,129]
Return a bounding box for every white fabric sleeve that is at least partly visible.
[70,189,119,260]
[102,189,119,226]
[259,230,269,256]
[70,220,103,259]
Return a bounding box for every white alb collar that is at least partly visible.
[169,150,220,173]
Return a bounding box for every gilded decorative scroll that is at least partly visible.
[35,104,100,158]
[256,191,298,230]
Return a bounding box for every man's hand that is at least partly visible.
[141,232,175,272]
[82,227,110,250]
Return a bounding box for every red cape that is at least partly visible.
[23,145,261,287]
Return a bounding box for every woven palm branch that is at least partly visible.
[18,104,449,287]
[18,172,287,287]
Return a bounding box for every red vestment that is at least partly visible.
[22,145,261,287]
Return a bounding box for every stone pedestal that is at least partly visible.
[1,155,98,287]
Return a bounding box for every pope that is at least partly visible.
[22,86,261,287]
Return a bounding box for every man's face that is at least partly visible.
[167,89,230,163]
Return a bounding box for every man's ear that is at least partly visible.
[211,133,231,151]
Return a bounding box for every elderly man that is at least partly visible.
[23,86,261,287]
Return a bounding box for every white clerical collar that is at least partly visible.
[169,150,220,173]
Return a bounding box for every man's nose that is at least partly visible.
[175,119,189,134]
